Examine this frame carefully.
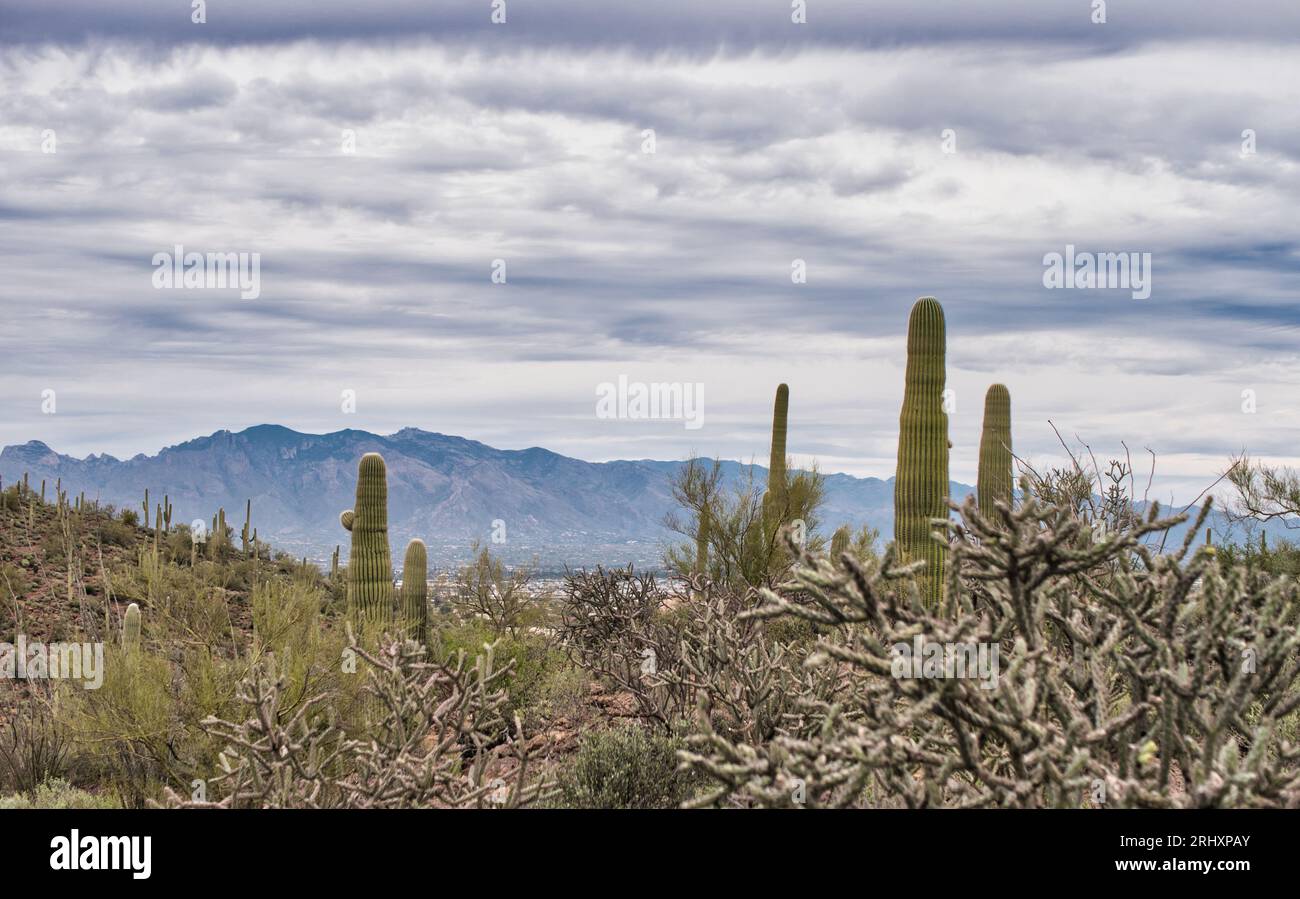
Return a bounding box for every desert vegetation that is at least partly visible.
[2,297,1299,809]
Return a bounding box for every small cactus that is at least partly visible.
[830,525,851,560]
[976,384,1013,516]
[122,603,141,652]
[401,539,428,644]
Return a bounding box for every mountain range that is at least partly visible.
[0,425,1286,571]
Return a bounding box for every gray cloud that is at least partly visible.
[1,11,1298,504]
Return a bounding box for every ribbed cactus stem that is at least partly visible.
[977,384,1013,516]
[401,539,428,644]
[894,297,949,609]
[122,602,141,652]
[767,383,789,501]
[761,383,791,545]
[342,453,393,632]
[831,525,850,559]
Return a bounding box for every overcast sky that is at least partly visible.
[1,0,1298,502]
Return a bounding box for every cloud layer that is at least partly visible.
[2,2,1298,502]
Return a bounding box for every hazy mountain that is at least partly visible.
[0,425,946,569]
[0,425,1283,570]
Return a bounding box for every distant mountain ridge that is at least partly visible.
[0,425,1282,569]
[0,425,938,568]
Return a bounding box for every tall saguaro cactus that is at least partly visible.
[767,383,790,502]
[760,382,792,550]
[894,297,949,609]
[340,453,393,631]
[977,384,1013,516]
[401,539,428,644]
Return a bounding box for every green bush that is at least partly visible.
[0,778,117,809]
[97,518,136,548]
[433,621,563,729]
[556,724,698,809]
[1216,535,1300,578]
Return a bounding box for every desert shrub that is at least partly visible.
[65,567,358,806]
[681,492,1300,808]
[449,544,544,637]
[119,508,139,528]
[0,778,117,809]
[0,705,72,795]
[117,548,237,651]
[559,566,841,741]
[537,663,589,723]
[0,562,32,603]
[165,526,197,564]
[663,457,826,591]
[39,529,66,566]
[157,637,554,808]
[434,620,562,731]
[96,518,136,548]
[64,643,177,807]
[1216,535,1300,578]
[517,661,590,734]
[556,723,697,809]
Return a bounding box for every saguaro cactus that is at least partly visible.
[401,539,428,644]
[122,602,141,652]
[894,297,949,608]
[830,524,851,560]
[340,453,393,631]
[760,382,792,549]
[241,499,252,557]
[767,383,790,503]
[977,384,1013,516]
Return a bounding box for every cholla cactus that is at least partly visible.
[681,494,1300,809]
[157,639,553,809]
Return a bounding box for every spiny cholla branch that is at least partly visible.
[156,633,553,809]
[680,493,1300,808]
